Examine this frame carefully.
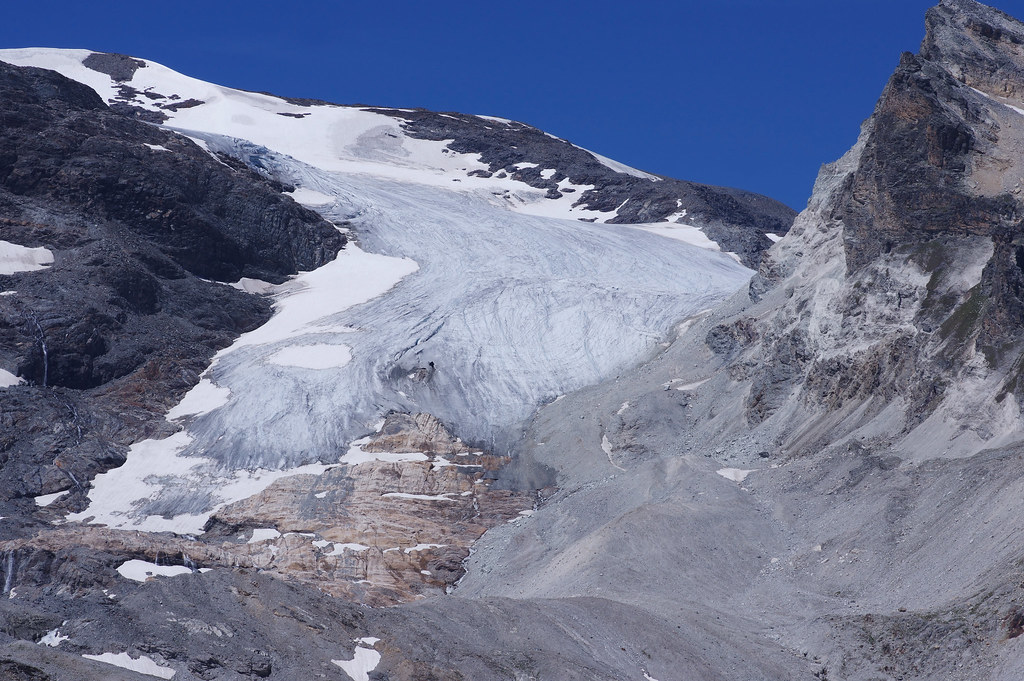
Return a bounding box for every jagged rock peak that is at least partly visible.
[716,0,1024,459]
[922,0,1024,97]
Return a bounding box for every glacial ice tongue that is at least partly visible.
[187,137,752,457]
[68,136,752,532]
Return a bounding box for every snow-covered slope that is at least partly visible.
[0,48,754,531]
[0,48,716,228]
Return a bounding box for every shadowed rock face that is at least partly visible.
[0,60,345,519]
[0,61,345,285]
[836,53,1014,272]
[724,0,1024,442]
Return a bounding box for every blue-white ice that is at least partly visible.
[188,137,750,462]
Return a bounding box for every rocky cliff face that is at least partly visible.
[0,60,345,536]
[716,0,1024,460]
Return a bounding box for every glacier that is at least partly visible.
[0,48,753,531]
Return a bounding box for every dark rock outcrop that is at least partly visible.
[712,0,1024,441]
[0,59,345,520]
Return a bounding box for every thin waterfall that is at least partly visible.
[3,550,15,594]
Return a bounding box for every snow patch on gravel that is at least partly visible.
[0,240,53,274]
[82,652,176,678]
[39,629,68,647]
[716,468,756,483]
[332,639,381,681]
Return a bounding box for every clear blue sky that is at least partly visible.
[4,0,1024,209]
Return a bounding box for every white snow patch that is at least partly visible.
[314,491,328,499]
[616,401,630,415]
[144,143,170,152]
[66,430,335,534]
[0,369,23,388]
[341,437,428,466]
[223,245,417,354]
[0,240,53,274]
[382,492,457,501]
[601,435,625,471]
[326,543,370,556]
[229,277,276,294]
[116,559,209,582]
[662,206,688,223]
[765,233,783,243]
[287,186,336,206]
[82,652,176,679]
[39,629,68,647]
[267,343,352,369]
[332,639,381,681]
[501,178,613,222]
[577,146,660,181]
[404,543,446,553]
[248,528,281,544]
[716,468,756,483]
[622,222,722,251]
[34,490,69,507]
[165,378,230,421]
[539,168,556,179]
